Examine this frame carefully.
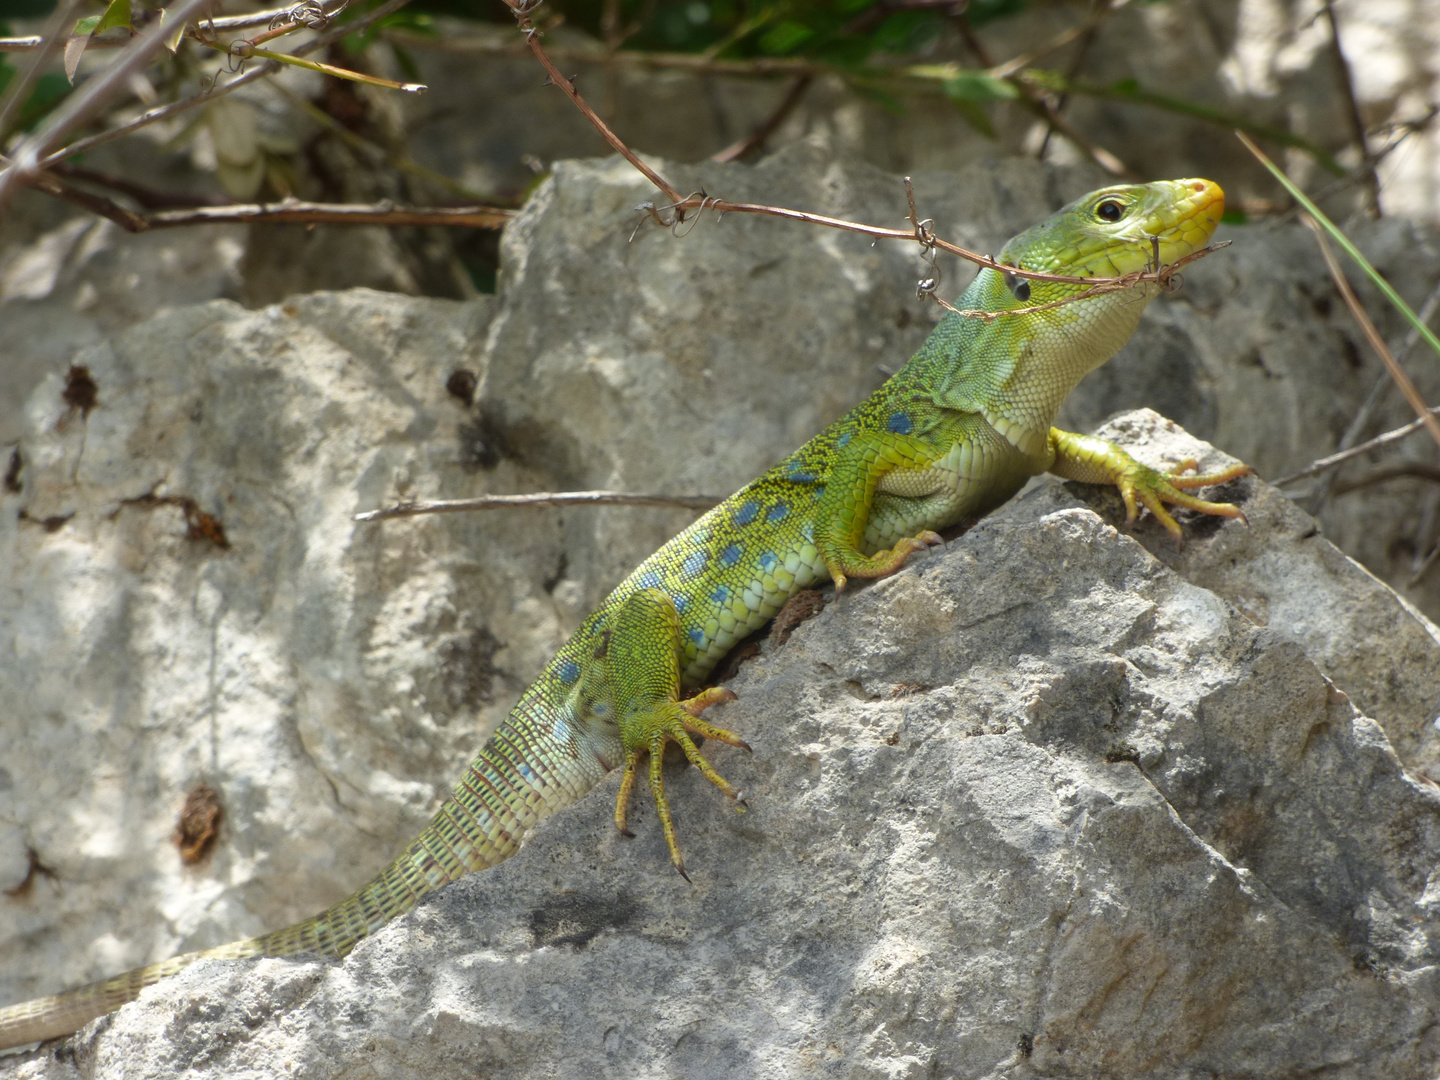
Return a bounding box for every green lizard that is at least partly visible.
[0,177,1248,1050]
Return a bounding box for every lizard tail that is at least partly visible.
[0,702,607,1050]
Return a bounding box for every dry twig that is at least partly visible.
[143,200,514,230]
[1320,0,1380,216]
[356,490,723,523]
[0,0,218,205]
[1274,405,1440,487]
[1301,279,1440,513]
[710,74,813,164]
[31,0,414,173]
[1302,216,1440,455]
[501,0,1221,298]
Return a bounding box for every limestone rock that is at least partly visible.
[0,153,1104,1030]
[3,418,1439,1079]
[3,149,1439,1077]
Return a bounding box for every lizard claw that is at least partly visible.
[1118,459,1252,545]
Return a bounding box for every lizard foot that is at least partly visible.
[614,685,748,880]
[829,530,944,593]
[1117,458,1253,543]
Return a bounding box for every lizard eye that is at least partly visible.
[1096,199,1125,222]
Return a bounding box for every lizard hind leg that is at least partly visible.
[608,588,750,879]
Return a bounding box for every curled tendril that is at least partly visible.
[279,0,329,29]
[911,216,947,305]
[225,41,251,73]
[670,192,719,237]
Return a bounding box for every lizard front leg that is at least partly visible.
[607,587,749,879]
[1047,428,1251,541]
[812,432,948,592]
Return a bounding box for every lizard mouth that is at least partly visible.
[1160,178,1225,261]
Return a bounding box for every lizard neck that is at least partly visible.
[920,267,1159,459]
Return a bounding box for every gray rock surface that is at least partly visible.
[3,149,1440,1077]
[0,212,245,445]
[0,151,1105,1022]
[3,418,1440,1079]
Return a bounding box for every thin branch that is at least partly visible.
[206,1,341,32]
[383,28,820,76]
[0,33,130,52]
[643,191,1227,290]
[14,170,514,230]
[1273,405,1440,486]
[382,23,1340,177]
[1302,215,1440,455]
[0,0,218,205]
[710,74,812,164]
[1410,541,1440,588]
[953,9,1134,178]
[0,0,87,132]
[987,0,1131,79]
[49,160,227,209]
[1303,278,1440,513]
[504,2,1220,295]
[1332,463,1440,496]
[1320,0,1380,216]
[143,199,516,229]
[356,490,724,522]
[0,1,347,51]
[34,0,415,171]
[189,33,426,94]
[266,80,486,201]
[505,0,685,206]
[16,161,148,230]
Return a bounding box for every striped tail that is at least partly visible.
[0,701,607,1050]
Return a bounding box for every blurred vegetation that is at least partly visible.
[0,0,1396,290]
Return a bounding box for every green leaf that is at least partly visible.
[943,72,1017,102]
[757,20,814,55]
[948,98,996,138]
[94,0,130,34]
[71,14,100,34]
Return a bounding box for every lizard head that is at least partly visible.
[997,178,1225,288]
